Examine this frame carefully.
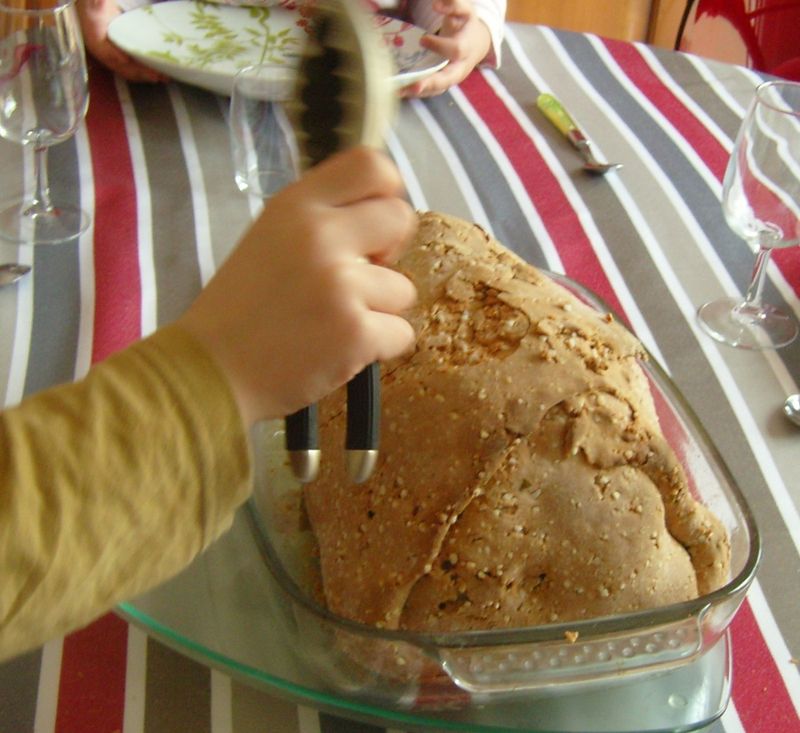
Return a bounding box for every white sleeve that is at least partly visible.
[409,0,506,68]
[471,0,506,67]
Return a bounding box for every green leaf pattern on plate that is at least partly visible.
[143,1,300,68]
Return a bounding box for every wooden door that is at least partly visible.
[506,0,654,42]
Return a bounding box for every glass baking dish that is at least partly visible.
[246,270,761,711]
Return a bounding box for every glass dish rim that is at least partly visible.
[247,268,762,651]
[116,597,734,733]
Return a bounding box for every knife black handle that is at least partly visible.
[285,404,320,483]
[346,362,380,483]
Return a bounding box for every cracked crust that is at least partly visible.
[303,211,731,632]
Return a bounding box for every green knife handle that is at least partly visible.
[537,93,577,138]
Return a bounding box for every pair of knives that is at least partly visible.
[284,0,396,485]
[285,363,380,484]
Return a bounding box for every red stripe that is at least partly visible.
[601,38,729,179]
[55,613,128,733]
[730,599,800,732]
[581,42,799,727]
[460,72,627,319]
[602,38,800,296]
[51,62,143,733]
[770,250,800,298]
[85,61,143,363]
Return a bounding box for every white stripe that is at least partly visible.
[561,36,800,554]
[593,34,800,360]
[694,343,800,553]
[33,637,63,733]
[74,121,96,380]
[638,44,735,155]
[409,98,493,231]
[747,580,800,717]
[663,57,800,243]
[744,136,800,225]
[245,192,264,221]
[587,36,723,198]
[720,699,746,733]
[449,72,564,274]
[506,28,619,162]
[122,625,147,733]
[583,34,800,336]
[600,172,800,544]
[169,86,217,287]
[614,42,800,325]
[514,29,800,554]
[504,28,668,366]
[685,54,750,119]
[3,132,36,408]
[3,242,34,408]
[115,77,158,337]
[386,128,429,210]
[551,31,742,297]
[296,706,321,733]
[210,670,233,733]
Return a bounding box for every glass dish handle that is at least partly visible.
[437,614,706,694]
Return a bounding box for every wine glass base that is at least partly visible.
[0,199,90,245]
[697,296,798,350]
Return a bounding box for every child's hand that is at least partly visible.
[77,0,167,83]
[178,147,418,428]
[400,0,491,98]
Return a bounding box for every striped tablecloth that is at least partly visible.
[0,21,798,733]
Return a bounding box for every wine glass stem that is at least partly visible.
[27,145,54,216]
[737,243,773,317]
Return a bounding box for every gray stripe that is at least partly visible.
[319,712,384,733]
[422,92,548,268]
[145,638,211,733]
[129,83,203,327]
[499,25,800,658]
[436,33,800,664]
[179,87,254,269]
[0,647,41,731]
[552,30,800,381]
[0,132,24,403]
[23,139,82,396]
[537,30,800,655]
[496,38,644,283]
[0,281,21,405]
[651,50,747,142]
[231,679,301,733]
[394,101,474,219]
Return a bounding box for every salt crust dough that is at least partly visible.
[304,211,731,632]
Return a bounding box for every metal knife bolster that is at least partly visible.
[285,405,320,483]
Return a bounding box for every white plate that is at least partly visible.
[108,1,448,96]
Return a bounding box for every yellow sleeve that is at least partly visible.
[0,324,252,662]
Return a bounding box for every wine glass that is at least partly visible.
[697,79,800,350]
[0,0,90,245]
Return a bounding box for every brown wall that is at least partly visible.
[505,0,684,46]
